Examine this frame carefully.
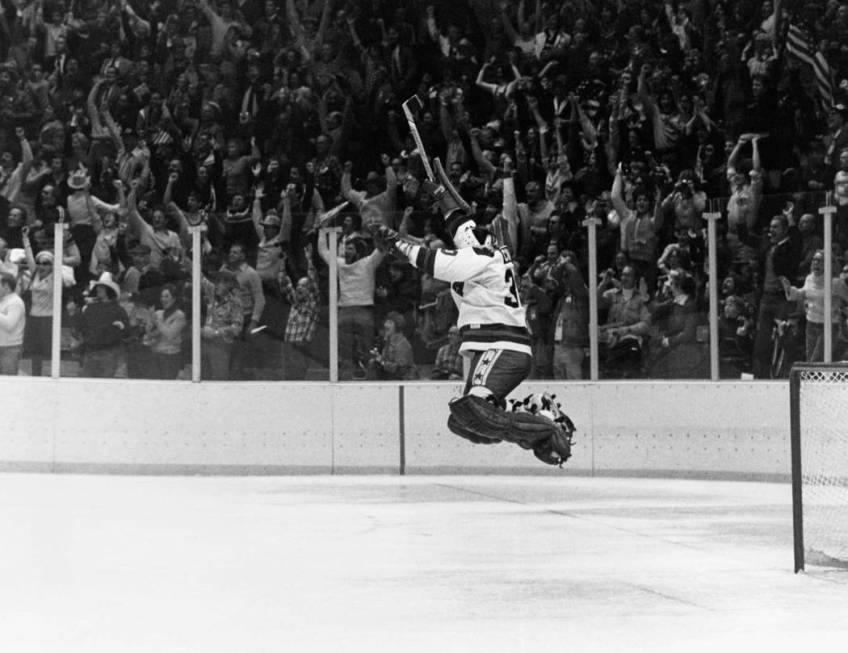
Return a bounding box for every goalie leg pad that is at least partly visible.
[449,394,557,447]
[447,414,501,445]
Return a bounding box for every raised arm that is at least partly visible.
[340,161,358,204]
[397,206,427,245]
[86,79,106,135]
[17,128,33,178]
[169,201,192,249]
[286,0,307,50]
[21,225,36,274]
[346,14,364,53]
[726,136,745,173]
[532,0,543,32]
[122,0,151,34]
[313,0,333,49]
[468,127,497,177]
[751,134,762,174]
[499,0,520,44]
[610,164,628,220]
[251,183,265,240]
[102,110,126,161]
[651,187,664,231]
[126,185,154,240]
[568,93,597,152]
[475,60,500,96]
[316,226,335,266]
[527,96,549,162]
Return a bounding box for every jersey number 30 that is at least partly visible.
[504,268,520,307]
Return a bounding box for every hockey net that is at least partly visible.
[790,363,848,571]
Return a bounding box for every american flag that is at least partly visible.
[786,23,833,108]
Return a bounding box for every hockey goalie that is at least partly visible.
[373,157,574,467]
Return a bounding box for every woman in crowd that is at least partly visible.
[367,311,417,380]
[647,270,703,378]
[145,284,187,379]
[20,226,72,375]
[780,250,848,362]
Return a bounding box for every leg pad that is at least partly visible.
[447,414,501,445]
[448,394,556,446]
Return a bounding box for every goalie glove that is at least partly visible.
[371,224,399,248]
[509,392,576,467]
[531,424,574,467]
[371,225,417,261]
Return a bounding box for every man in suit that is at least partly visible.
[751,214,801,378]
[45,34,70,80]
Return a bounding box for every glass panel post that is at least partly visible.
[190,225,203,382]
[820,195,835,363]
[327,227,339,383]
[583,216,601,381]
[704,208,722,380]
[51,221,64,378]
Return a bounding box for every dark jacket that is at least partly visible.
[79,300,130,350]
[768,236,802,280]
[739,224,801,285]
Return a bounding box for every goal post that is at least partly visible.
[790,362,848,572]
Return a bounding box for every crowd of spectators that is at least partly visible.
[3,0,848,380]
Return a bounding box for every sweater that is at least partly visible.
[787,275,848,324]
[149,308,187,355]
[0,293,25,347]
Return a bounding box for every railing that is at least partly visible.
[13,191,847,383]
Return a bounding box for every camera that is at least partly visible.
[675,180,693,198]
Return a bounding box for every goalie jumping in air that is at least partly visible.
[374,155,574,466]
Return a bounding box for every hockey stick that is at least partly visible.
[401,95,435,181]
[314,200,350,229]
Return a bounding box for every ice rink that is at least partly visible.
[2,473,847,653]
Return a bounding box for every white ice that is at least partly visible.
[1,474,846,653]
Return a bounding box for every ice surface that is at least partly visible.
[0,474,845,653]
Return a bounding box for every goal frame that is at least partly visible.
[789,362,848,573]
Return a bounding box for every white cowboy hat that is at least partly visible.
[92,271,120,299]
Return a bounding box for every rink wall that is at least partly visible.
[1,378,791,480]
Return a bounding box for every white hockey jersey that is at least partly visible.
[397,241,531,356]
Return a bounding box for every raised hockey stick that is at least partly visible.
[401,95,435,181]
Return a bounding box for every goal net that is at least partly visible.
[790,363,848,572]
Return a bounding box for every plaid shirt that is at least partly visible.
[433,340,463,377]
[281,264,319,343]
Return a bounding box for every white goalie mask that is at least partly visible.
[452,217,493,249]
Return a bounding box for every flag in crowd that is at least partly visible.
[785,22,833,108]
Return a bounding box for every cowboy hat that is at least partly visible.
[92,271,120,299]
[9,248,26,264]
